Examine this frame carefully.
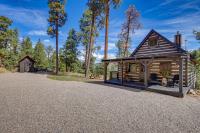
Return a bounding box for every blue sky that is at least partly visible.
[0,0,200,61]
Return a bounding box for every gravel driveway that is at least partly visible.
[0,73,200,133]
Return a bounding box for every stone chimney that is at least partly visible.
[174,31,182,47]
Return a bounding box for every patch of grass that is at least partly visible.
[47,72,103,82]
[0,67,8,73]
[47,72,88,82]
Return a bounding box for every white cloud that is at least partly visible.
[93,53,104,60]
[144,0,177,13]
[108,53,116,59]
[43,39,50,43]
[19,37,23,42]
[28,30,47,36]
[78,55,85,61]
[0,4,47,28]
[93,52,116,62]
[108,42,116,50]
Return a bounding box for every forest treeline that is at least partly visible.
[0,16,103,76]
[0,0,142,78]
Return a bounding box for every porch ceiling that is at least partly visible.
[102,53,187,63]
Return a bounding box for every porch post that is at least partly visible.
[104,62,108,82]
[144,61,148,89]
[121,61,124,85]
[179,57,184,96]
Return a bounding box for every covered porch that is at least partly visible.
[103,54,189,97]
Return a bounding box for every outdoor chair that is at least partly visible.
[168,75,179,87]
[150,73,160,85]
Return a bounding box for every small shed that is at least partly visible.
[19,56,35,72]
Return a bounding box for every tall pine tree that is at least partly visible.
[86,0,104,78]
[120,5,141,57]
[20,37,33,58]
[47,0,67,74]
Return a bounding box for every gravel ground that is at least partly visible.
[0,73,200,133]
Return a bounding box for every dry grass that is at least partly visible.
[196,90,200,96]
[47,72,102,82]
[0,67,8,73]
[47,72,87,82]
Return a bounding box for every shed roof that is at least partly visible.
[19,56,35,63]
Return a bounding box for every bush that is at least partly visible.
[196,69,200,90]
[0,67,8,73]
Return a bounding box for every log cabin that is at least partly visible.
[102,29,196,97]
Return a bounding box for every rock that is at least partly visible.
[188,89,197,95]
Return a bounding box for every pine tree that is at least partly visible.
[0,16,13,49]
[115,39,124,57]
[63,29,79,72]
[34,40,47,69]
[86,0,104,78]
[45,45,54,69]
[100,0,121,59]
[79,9,99,77]
[20,37,33,58]
[51,51,56,71]
[47,0,67,74]
[0,16,20,70]
[120,5,141,57]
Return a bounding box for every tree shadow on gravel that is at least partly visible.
[86,80,144,93]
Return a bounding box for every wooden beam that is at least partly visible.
[141,60,148,89]
[179,57,183,95]
[104,62,108,82]
[121,61,124,85]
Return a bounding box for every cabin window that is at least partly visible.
[148,37,158,47]
[129,63,140,73]
[160,62,171,75]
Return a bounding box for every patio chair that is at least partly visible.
[150,73,160,85]
[173,75,179,86]
[168,75,179,87]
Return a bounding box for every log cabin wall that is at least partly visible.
[116,59,188,86]
[149,59,187,86]
[187,61,196,88]
[125,62,141,82]
[118,62,126,80]
[134,32,181,57]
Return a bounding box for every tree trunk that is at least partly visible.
[86,13,95,79]
[104,0,109,60]
[56,20,59,75]
[104,1,110,81]
[65,61,68,72]
[124,15,131,57]
[84,44,88,77]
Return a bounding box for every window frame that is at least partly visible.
[148,36,159,47]
[128,63,140,73]
[160,62,172,72]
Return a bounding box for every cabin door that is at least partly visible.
[139,64,151,82]
[24,61,31,72]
